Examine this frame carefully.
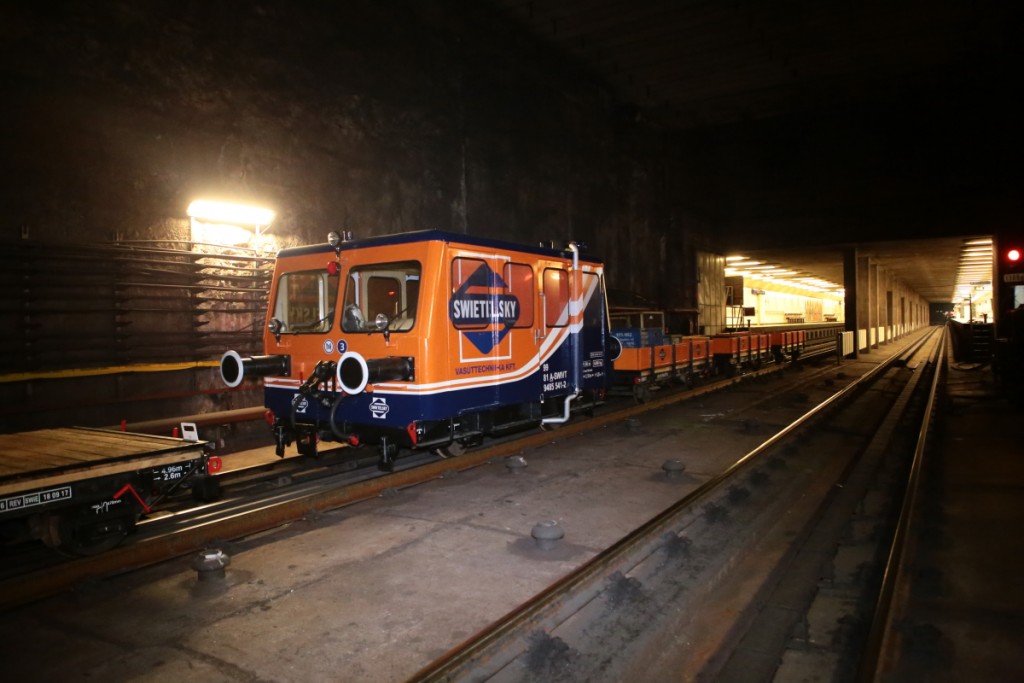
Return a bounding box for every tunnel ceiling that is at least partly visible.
[488,1,1017,130]
[488,1,1022,302]
[740,237,979,304]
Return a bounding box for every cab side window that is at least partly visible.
[504,262,534,328]
[543,268,569,327]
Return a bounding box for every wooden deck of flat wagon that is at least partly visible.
[0,428,214,554]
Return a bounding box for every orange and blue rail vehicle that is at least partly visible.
[221,230,614,469]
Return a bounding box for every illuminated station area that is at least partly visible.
[950,238,1004,324]
[723,255,845,327]
[724,236,1007,331]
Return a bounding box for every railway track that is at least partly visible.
[858,325,947,680]
[0,335,841,610]
[407,327,944,682]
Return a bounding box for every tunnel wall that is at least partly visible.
[0,0,712,430]
[0,0,707,303]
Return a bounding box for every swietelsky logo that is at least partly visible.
[449,263,520,354]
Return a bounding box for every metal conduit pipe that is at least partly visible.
[542,242,581,426]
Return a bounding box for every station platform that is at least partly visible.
[882,352,1024,680]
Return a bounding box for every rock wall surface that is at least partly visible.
[0,0,706,304]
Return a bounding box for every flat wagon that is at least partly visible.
[0,428,214,554]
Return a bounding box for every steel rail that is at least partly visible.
[408,327,940,681]
[857,326,948,681]
[707,328,943,682]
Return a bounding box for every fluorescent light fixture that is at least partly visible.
[187,199,276,247]
[187,200,275,227]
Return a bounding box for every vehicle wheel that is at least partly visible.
[192,476,223,502]
[40,510,135,556]
[633,384,651,403]
[433,441,466,458]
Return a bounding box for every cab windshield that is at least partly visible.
[342,261,421,333]
[271,269,340,334]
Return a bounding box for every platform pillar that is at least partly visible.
[883,269,894,344]
[868,260,879,350]
[843,248,859,358]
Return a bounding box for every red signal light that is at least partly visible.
[1008,248,1022,263]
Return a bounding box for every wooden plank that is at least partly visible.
[0,462,80,479]
[0,449,93,466]
[0,449,90,472]
[4,429,124,457]
[2,431,101,461]
[0,430,132,471]
[0,428,192,460]
[70,428,190,453]
[21,429,164,459]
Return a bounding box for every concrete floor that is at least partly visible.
[10,340,1011,682]
[2,370,828,682]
